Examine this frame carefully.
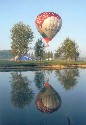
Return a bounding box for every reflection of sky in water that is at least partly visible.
[0,69,86,125]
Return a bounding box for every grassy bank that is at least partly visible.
[0,60,86,67]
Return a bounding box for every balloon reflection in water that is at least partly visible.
[35,82,61,113]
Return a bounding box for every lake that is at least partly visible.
[0,68,86,125]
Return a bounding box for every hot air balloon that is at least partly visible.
[35,82,61,113]
[35,12,62,46]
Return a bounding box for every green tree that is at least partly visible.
[0,50,13,59]
[55,37,79,61]
[43,51,53,60]
[54,47,62,60]
[11,22,34,57]
[35,38,45,60]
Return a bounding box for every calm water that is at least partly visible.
[0,68,86,125]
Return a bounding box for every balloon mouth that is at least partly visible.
[44,38,51,46]
[44,38,51,43]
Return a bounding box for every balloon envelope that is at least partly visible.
[35,12,62,44]
[35,83,61,113]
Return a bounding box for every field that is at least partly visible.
[0,60,86,67]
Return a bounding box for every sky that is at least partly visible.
[0,0,86,56]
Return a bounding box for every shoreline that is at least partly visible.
[34,64,86,69]
[0,64,86,71]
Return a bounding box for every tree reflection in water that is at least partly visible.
[34,71,45,90]
[10,72,34,109]
[55,68,79,90]
[35,82,61,113]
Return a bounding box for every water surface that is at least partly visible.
[0,68,86,125]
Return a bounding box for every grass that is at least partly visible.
[0,59,86,67]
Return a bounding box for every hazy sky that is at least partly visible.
[0,0,86,56]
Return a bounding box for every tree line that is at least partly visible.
[0,49,54,60]
[0,50,13,59]
[10,21,80,61]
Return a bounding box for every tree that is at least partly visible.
[54,47,62,60]
[0,50,13,59]
[11,22,34,57]
[35,38,45,60]
[55,37,79,61]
